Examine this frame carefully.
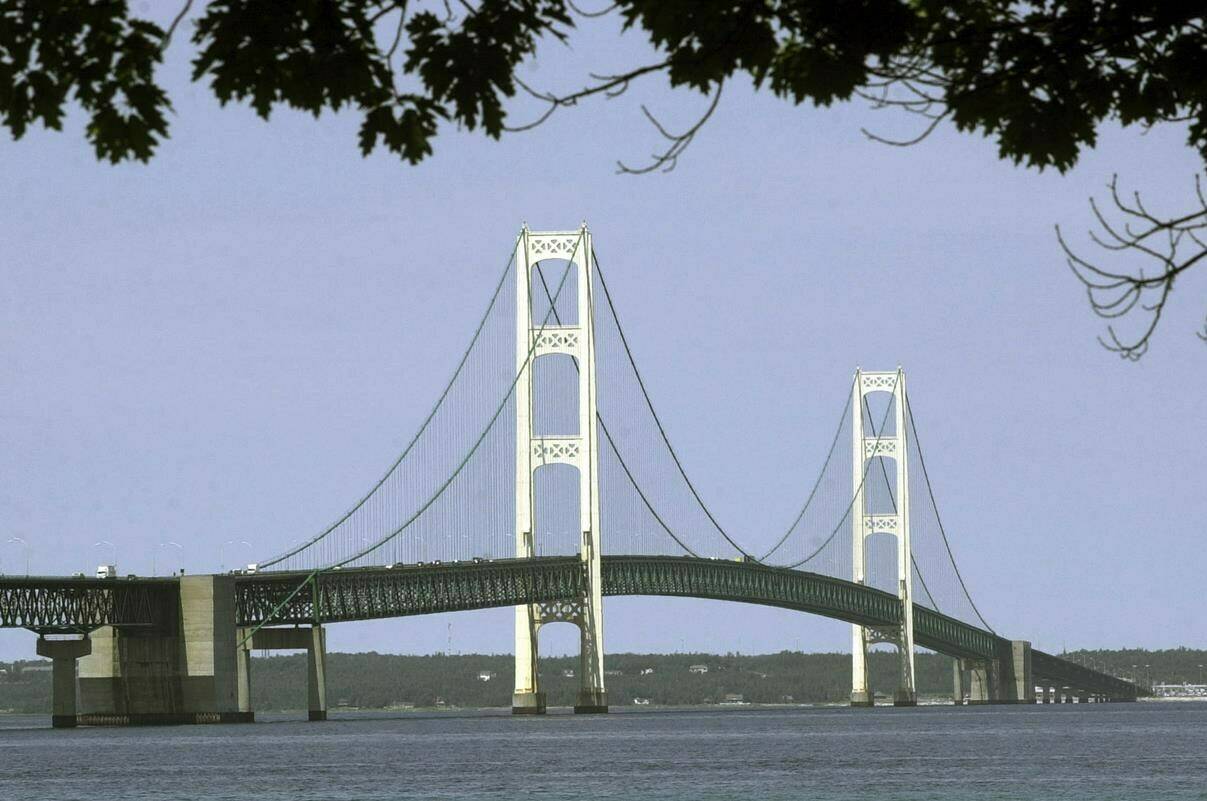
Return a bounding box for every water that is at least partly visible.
[1,704,1204,800]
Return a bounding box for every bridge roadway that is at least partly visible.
[1,555,1138,701]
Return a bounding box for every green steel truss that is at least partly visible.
[0,559,1137,698]
[0,576,176,634]
[235,557,1003,661]
[1031,648,1138,698]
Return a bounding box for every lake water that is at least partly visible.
[1,704,1204,800]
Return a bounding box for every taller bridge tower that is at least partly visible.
[512,225,607,714]
[850,368,917,706]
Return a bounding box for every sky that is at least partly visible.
[1,7,1205,661]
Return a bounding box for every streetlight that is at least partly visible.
[220,540,252,572]
[153,541,183,576]
[6,536,30,575]
[1145,664,1152,693]
[94,540,117,570]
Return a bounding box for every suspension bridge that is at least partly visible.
[1,225,1138,727]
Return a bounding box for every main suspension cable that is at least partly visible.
[904,393,995,632]
[532,258,700,557]
[780,372,898,570]
[759,386,853,562]
[860,394,940,612]
[327,232,583,568]
[258,248,517,569]
[592,249,754,559]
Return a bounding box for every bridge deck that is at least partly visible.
[0,557,1136,698]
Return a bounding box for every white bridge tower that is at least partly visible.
[850,367,917,707]
[512,225,607,714]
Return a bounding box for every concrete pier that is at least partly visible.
[37,635,92,728]
[307,626,328,721]
[574,689,608,714]
[245,625,328,721]
[1003,641,1035,703]
[77,575,250,725]
[849,689,874,707]
[511,691,547,715]
[952,660,965,705]
[967,660,992,704]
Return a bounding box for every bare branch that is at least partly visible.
[502,60,673,132]
[567,1,618,18]
[1061,174,1207,359]
[386,6,407,61]
[161,0,194,52]
[616,82,723,175]
[861,109,949,147]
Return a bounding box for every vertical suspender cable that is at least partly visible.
[592,250,753,559]
[904,393,995,633]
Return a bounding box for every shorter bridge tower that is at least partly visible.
[512,225,607,714]
[850,367,917,706]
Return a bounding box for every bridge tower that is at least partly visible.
[512,225,607,715]
[850,367,917,707]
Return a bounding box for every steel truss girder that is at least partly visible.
[1,560,1135,698]
[0,577,175,633]
[234,556,997,659]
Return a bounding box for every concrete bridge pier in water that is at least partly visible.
[960,640,1036,704]
[52,575,331,725]
[32,575,311,726]
[238,624,328,721]
[74,575,252,725]
[36,634,92,728]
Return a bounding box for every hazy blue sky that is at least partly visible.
[2,9,1204,660]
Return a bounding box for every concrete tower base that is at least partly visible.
[574,690,608,714]
[512,691,547,715]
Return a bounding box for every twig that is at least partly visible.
[616,82,723,175]
[1059,174,1207,359]
[161,0,194,52]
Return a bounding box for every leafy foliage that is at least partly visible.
[0,1,1201,173]
[0,0,168,162]
[1,2,1204,352]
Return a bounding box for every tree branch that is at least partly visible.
[616,82,723,175]
[161,0,194,52]
[1060,174,1207,359]
[503,60,674,132]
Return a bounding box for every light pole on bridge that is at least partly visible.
[220,540,252,572]
[94,540,117,571]
[154,541,183,576]
[6,536,30,576]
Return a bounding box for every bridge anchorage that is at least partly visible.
[0,223,1141,727]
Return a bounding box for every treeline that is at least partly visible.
[0,662,55,713]
[247,650,961,710]
[1061,648,1207,686]
[3,648,1204,713]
